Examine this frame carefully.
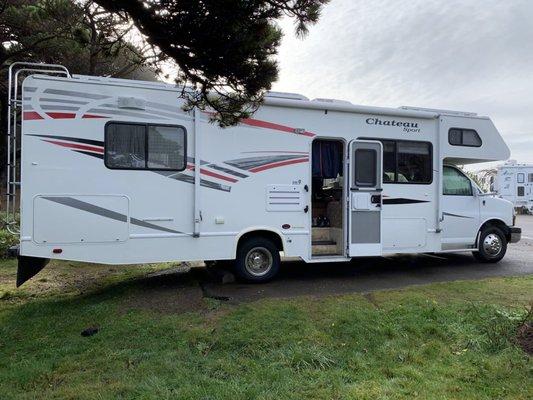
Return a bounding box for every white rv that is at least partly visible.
[492,160,533,213]
[6,63,521,286]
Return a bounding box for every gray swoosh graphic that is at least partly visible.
[155,172,231,192]
[39,97,89,105]
[443,212,473,219]
[43,88,110,100]
[88,108,170,120]
[40,105,80,111]
[42,197,183,234]
[225,155,303,170]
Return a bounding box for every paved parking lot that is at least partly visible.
[202,215,533,303]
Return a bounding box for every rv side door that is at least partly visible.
[348,140,383,257]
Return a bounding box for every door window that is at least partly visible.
[443,166,473,196]
[353,148,377,187]
[517,173,525,183]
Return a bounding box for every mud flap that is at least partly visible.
[17,256,50,287]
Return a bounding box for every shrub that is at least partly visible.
[0,228,18,258]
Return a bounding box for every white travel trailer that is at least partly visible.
[492,160,533,213]
[6,63,521,286]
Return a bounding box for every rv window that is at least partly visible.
[105,122,186,171]
[443,166,473,196]
[106,123,146,169]
[529,173,533,183]
[361,138,432,184]
[448,128,482,147]
[397,141,432,183]
[147,126,186,170]
[517,186,525,197]
[517,173,525,183]
[354,149,377,187]
[382,141,396,182]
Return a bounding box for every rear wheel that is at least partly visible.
[234,237,280,282]
[473,227,507,263]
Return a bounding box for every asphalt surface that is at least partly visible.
[202,215,533,303]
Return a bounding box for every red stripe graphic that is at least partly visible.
[203,111,315,138]
[42,139,104,154]
[46,112,76,119]
[23,111,44,120]
[199,168,238,183]
[241,118,315,137]
[249,157,309,173]
[186,164,238,183]
[82,114,108,119]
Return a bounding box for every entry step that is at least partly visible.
[312,240,336,246]
[312,243,339,256]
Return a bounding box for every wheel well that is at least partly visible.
[478,219,510,242]
[237,230,284,253]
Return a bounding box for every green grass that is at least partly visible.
[0,259,531,399]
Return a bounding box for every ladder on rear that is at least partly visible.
[4,62,70,234]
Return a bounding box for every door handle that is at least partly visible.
[304,205,309,213]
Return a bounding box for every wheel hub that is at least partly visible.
[245,247,273,277]
[483,233,502,257]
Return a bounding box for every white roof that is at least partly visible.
[29,74,486,120]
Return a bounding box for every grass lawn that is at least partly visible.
[0,259,531,399]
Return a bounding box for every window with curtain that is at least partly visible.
[361,139,432,184]
[397,141,432,183]
[105,123,186,170]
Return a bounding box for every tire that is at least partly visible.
[473,227,507,263]
[234,237,280,283]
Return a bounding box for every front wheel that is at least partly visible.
[473,227,507,263]
[234,237,280,283]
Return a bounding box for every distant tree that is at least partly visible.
[94,0,330,126]
[0,0,158,77]
[0,0,160,183]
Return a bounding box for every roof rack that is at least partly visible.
[399,106,477,117]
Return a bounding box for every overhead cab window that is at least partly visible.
[448,128,482,147]
[105,122,186,171]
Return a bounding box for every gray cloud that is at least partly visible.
[274,0,533,164]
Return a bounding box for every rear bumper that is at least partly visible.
[507,227,521,243]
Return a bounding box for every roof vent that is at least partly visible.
[265,91,309,101]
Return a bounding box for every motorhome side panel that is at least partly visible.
[20,76,311,264]
[354,115,441,253]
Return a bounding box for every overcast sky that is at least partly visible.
[272,0,533,167]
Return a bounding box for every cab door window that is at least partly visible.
[443,166,473,196]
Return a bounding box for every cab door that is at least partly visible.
[348,140,383,257]
[441,165,480,249]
